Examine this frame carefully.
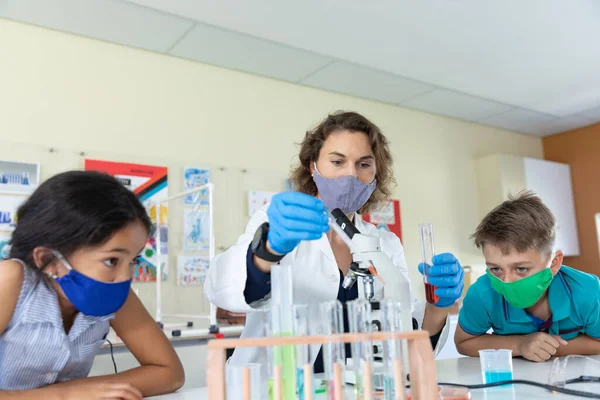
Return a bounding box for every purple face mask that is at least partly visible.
[312,163,376,215]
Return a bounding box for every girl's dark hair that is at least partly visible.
[9,170,152,270]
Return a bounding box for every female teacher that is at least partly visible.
[205,111,464,371]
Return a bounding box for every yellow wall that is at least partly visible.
[0,19,544,309]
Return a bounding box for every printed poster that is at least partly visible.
[85,159,169,281]
[0,160,40,189]
[0,195,26,231]
[0,160,40,232]
[184,167,210,205]
[362,199,402,242]
[248,190,276,217]
[177,255,210,286]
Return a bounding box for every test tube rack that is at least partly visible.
[207,329,439,400]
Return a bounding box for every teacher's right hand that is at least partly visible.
[266,192,329,255]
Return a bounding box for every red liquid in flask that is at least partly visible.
[425,282,439,304]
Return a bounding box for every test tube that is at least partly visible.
[320,300,345,400]
[271,264,297,400]
[293,304,314,400]
[326,209,360,254]
[257,308,275,399]
[419,223,439,304]
[381,299,406,400]
[479,349,513,384]
[226,363,262,400]
[347,299,375,399]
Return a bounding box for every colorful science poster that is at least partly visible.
[362,199,402,242]
[177,255,210,286]
[183,167,210,205]
[84,159,169,281]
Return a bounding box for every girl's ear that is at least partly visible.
[309,161,316,175]
[32,247,59,275]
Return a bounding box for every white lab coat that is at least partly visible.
[204,204,450,370]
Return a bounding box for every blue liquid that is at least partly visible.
[296,368,305,400]
[483,370,513,384]
[296,368,318,400]
[383,376,395,400]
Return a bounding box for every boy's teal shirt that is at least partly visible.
[459,266,600,340]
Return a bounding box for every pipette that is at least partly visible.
[325,209,360,254]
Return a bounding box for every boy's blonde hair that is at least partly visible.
[472,190,556,255]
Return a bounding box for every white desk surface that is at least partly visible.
[101,324,244,349]
[147,355,600,399]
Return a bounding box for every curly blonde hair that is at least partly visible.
[290,111,396,214]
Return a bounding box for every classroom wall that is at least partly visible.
[0,19,544,312]
[543,123,600,275]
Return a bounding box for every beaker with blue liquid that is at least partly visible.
[479,349,513,384]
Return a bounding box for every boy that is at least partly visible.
[455,191,600,362]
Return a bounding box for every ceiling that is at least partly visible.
[2,0,600,137]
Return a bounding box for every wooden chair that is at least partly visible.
[207,329,439,400]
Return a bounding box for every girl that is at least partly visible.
[0,171,184,399]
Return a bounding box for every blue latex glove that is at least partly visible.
[418,253,464,308]
[266,192,329,255]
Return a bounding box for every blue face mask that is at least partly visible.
[51,251,131,317]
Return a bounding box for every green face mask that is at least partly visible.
[486,258,555,309]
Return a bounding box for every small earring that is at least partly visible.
[47,272,58,279]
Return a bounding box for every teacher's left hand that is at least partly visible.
[418,253,464,308]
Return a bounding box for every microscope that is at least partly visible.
[330,209,413,361]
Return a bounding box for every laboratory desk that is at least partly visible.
[90,323,244,390]
[146,355,600,399]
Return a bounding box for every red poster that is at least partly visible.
[362,199,402,242]
[84,159,168,282]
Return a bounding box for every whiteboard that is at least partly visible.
[523,158,580,257]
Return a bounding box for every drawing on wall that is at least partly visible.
[184,167,210,205]
[183,208,210,251]
[362,199,403,242]
[0,231,11,259]
[177,255,210,286]
[285,179,295,192]
[248,190,276,217]
[368,200,395,224]
[84,159,169,281]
